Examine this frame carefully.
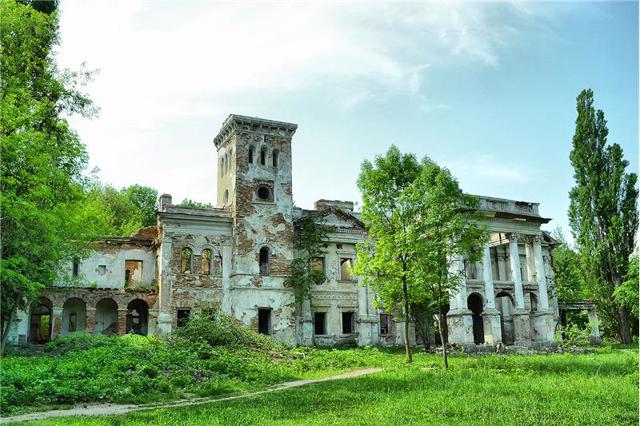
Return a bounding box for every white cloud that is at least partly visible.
[55,0,552,201]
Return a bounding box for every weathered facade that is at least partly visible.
[8,115,564,348]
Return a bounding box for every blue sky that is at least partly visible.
[57,1,638,239]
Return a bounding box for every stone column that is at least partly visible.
[529,236,555,343]
[51,307,63,339]
[86,308,96,335]
[508,233,530,344]
[588,308,601,344]
[356,280,376,346]
[117,308,128,336]
[525,238,535,282]
[446,255,474,345]
[532,236,550,311]
[508,234,525,309]
[481,243,502,345]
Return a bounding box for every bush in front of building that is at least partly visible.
[172,312,284,354]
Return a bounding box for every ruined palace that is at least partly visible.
[7,115,568,348]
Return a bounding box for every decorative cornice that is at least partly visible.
[213,114,298,148]
[507,232,521,242]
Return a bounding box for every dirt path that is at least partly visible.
[1,368,382,424]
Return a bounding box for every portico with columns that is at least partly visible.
[446,196,558,347]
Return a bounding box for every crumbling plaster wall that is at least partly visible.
[156,210,233,335]
[221,128,297,345]
[306,212,379,346]
[58,244,156,289]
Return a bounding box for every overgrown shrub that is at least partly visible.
[172,312,284,354]
[554,324,592,347]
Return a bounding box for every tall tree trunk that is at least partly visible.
[402,276,413,363]
[617,306,632,344]
[436,312,448,369]
[1,304,17,354]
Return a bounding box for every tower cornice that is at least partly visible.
[213,114,298,148]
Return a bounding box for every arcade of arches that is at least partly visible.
[26,291,156,344]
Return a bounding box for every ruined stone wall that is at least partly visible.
[6,288,158,345]
[56,243,156,290]
[156,206,233,335]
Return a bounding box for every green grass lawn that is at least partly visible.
[15,347,639,426]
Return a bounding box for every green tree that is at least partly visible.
[551,228,587,302]
[81,183,158,236]
[178,198,214,209]
[355,146,425,363]
[405,160,486,368]
[357,148,485,365]
[287,213,328,342]
[568,89,639,343]
[1,0,95,349]
[614,255,639,320]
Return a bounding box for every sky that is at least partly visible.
[56,0,638,239]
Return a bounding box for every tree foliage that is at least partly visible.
[0,0,95,349]
[568,89,639,343]
[614,255,639,320]
[405,159,486,367]
[355,146,485,365]
[80,183,158,236]
[178,198,214,209]
[355,147,423,363]
[551,228,588,302]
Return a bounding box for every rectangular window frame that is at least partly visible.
[341,311,355,335]
[258,308,272,335]
[339,258,355,282]
[379,313,391,336]
[313,312,327,336]
[125,259,143,286]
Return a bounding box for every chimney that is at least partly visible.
[159,194,172,211]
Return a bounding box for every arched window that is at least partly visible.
[260,148,266,166]
[201,249,212,275]
[248,147,254,164]
[259,247,270,276]
[29,298,53,343]
[181,248,192,273]
[272,150,278,168]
